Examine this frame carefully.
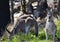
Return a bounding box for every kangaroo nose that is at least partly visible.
[49,16,51,19]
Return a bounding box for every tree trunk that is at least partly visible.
[21,0,26,14]
[10,0,14,23]
[0,0,11,36]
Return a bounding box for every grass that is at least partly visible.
[1,34,52,42]
[0,20,60,42]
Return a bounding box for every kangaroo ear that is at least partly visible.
[46,9,50,15]
[46,9,49,12]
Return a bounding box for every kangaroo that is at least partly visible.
[45,9,57,42]
[6,14,38,38]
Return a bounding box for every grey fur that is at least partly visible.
[45,9,57,42]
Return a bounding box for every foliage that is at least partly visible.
[55,21,60,38]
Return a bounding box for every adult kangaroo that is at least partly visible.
[45,9,57,42]
[7,14,38,37]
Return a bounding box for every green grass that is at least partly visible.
[0,20,60,42]
[1,35,52,42]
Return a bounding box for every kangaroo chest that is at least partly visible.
[46,22,54,29]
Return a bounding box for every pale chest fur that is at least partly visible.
[45,21,56,30]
